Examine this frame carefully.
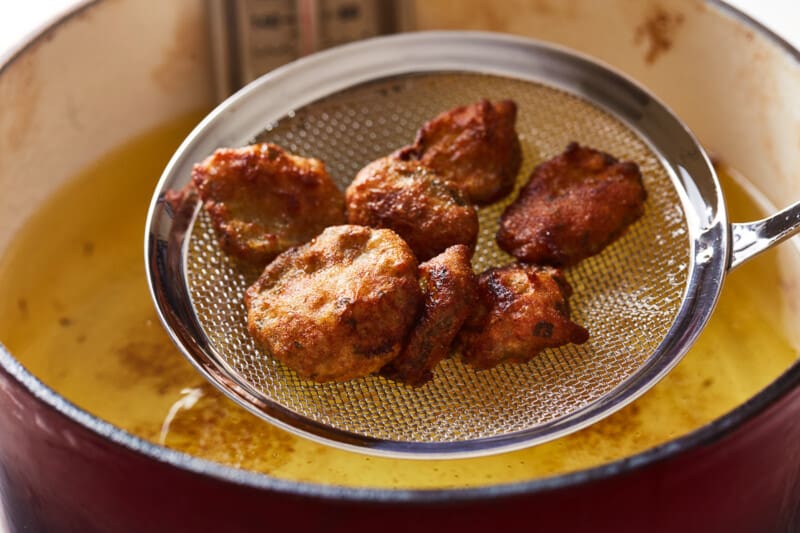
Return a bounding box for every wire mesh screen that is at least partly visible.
[185,72,689,443]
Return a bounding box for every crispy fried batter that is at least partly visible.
[457,263,588,370]
[497,142,646,267]
[397,99,522,205]
[192,143,345,267]
[244,225,421,382]
[380,245,478,386]
[345,156,479,261]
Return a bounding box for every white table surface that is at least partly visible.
[0,1,797,531]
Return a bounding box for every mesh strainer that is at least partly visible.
[145,32,800,458]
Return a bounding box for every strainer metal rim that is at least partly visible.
[145,31,728,458]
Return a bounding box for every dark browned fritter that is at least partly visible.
[345,156,479,261]
[192,143,345,267]
[397,99,522,205]
[457,263,589,370]
[244,225,421,382]
[380,245,478,386]
[497,142,647,267]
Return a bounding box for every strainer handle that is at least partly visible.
[729,200,800,270]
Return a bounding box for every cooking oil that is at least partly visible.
[0,112,796,489]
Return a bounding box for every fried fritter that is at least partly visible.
[397,99,522,205]
[244,225,421,382]
[345,156,479,261]
[380,245,478,386]
[457,264,589,370]
[192,143,345,267]
[497,142,646,267]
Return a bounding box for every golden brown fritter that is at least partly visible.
[396,99,522,205]
[244,225,422,382]
[380,245,478,387]
[345,156,479,261]
[457,263,589,370]
[192,143,345,267]
[497,142,646,267]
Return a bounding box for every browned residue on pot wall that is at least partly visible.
[635,5,685,64]
[0,53,41,154]
[412,0,579,34]
[150,3,208,93]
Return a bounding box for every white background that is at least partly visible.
[0,1,797,531]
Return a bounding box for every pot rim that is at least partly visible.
[1,0,798,504]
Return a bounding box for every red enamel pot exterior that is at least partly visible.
[2,355,800,532]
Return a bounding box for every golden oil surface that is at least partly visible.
[0,113,796,489]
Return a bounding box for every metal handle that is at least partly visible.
[729,200,800,270]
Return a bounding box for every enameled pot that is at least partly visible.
[1,1,798,531]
